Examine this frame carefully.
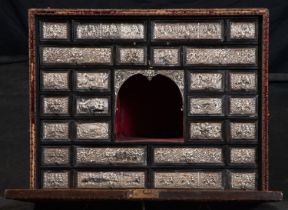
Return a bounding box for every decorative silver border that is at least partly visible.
[114,69,184,97]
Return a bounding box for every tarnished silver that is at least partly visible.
[76,72,110,90]
[152,48,180,66]
[190,72,223,91]
[231,122,256,140]
[76,147,146,165]
[42,72,69,90]
[42,147,70,165]
[42,171,69,188]
[185,48,257,65]
[154,148,223,164]
[230,22,256,39]
[190,122,222,139]
[42,122,69,140]
[118,48,146,64]
[190,98,223,115]
[154,172,223,189]
[114,70,184,98]
[42,97,69,115]
[76,122,109,140]
[76,171,145,188]
[230,97,257,115]
[41,47,112,64]
[230,72,257,91]
[230,148,256,164]
[76,97,109,115]
[230,172,256,190]
[76,23,145,40]
[152,22,223,40]
[42,22,68,39]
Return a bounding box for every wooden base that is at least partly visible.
[4,189,283,202]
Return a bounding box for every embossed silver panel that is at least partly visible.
[154,172,223,189]
[230,22,256,39]
[76,147,146,165]
[190,72,223,91]
[76,97,109,115]
[118,48,146,64]
[185,48,257,65]
[154,148,223,164]
[42,122,69,140]
[41,47,112,64]
[42,171,69,188]
[230,148,256,164]
[230,172,256,190]
[229,97,257,115]
[114,70,184,97]
[152,48,180,66]
[76,23,145,40]
[152,22,223,40]
[76,72,110,90]
[76,122,109,140]
[42,97,69,115]
[42,147,70,165]
[42,22,68,39]
[190,122,222,139]
[230,122,256,140]
[190,98,223,115]
[42,72,69,90]
[230,72,257,91]
[76,171,145,188]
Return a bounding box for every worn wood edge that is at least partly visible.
[261,8,269,191]
[28,7,37,189]
[4,189,283,202]
[28,8,269,16]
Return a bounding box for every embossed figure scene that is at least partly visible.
[31,11,265,191]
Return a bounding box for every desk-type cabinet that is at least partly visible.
[5,8,283,202]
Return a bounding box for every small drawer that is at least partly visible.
[229,147,256,164]
[151,47,180,66]
[42,171,70,189]
[41,96,70,115]
[75,121,110,140]
[189,97,224,116]
[230,121,257,141]
[75,147,146,166]
[189,121,223,140]
[153,147,223,164]
[41,121,70,141]
[229,171,257,190]
[116,47,147,65]
[75,96,110,116]
[41,22,69,40]
[229,96,257,116]
[76,171,146,188]
[75,71,111,91]
[42,147,70,166]
[154,171,223,189]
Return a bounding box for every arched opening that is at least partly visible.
[115,74,183,142]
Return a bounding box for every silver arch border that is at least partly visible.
[114,70,184,99]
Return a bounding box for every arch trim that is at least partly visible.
[114,70,184,98]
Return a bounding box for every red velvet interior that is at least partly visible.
[115,74,183,142]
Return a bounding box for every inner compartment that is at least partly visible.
[115,74,183,142]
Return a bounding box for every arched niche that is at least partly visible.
[114,70,184,142]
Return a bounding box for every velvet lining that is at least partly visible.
[115,74,183,142]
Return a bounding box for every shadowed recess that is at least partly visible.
[115,74,183,142]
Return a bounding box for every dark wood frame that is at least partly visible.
[4,8,283,202]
